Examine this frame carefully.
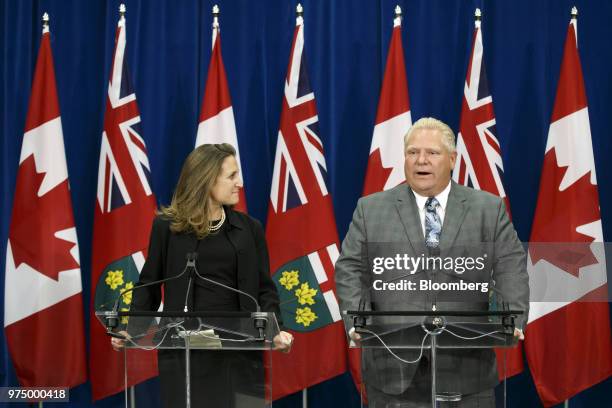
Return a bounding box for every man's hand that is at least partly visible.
[514,328,524,340]
[273,331,293,353]
[348,327,361,344]
[110,330,130,351]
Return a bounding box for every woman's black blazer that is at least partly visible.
[131,207,281,320]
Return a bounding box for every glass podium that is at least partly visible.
[344,308,523,408]
[96,310,281,408]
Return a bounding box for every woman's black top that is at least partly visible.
[192,219,240,311]
[131,207,281,317]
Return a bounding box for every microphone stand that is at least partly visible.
[427,245,441,408]
[104,253,196,335]
[189,255,268,340]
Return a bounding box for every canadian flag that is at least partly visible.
[362,6,411,197]
[524,11,611,406]
[452,9,524,380]
[195,6,247,213]
[4,18,87,388]
[355,7,412,400]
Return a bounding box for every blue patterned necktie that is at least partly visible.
[425,197,441,248]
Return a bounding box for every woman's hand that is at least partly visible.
[273,331,293,353]
[110,330,130,351]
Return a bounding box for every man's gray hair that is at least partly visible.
[404,117,456,153]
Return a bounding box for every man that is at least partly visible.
[335,117,529,407]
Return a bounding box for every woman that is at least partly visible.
[111,143,292,407]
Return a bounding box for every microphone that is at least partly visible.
[189,256,268,340]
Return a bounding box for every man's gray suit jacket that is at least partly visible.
[335,182,529,396]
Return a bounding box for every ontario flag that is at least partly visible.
[89,8,158,400]
[265,6,346,400]
[524,10,611,406]
[195,6,247,212]
[4,17,86,389]
[452,9,524,380]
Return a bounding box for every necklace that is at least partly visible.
[208,207,226,232]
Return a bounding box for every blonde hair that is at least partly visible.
[404,117,456,152]
[160,143,236,239]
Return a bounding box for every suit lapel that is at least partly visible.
[440,182,468,254]
[394,186,427,256]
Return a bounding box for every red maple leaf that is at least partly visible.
[9,156,79,280]
[529,149,600,276]
[362,148,395,196]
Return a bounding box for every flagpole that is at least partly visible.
[476,6,501,400]
[476,6,510,401]
[298,10,306,408]
[123,348,128,408]
[119,6,133,407]
[39,15,50,406]
[295,2,308,405]
[476,5,511,402]
[38,9,49,405]
[298,7,305,406]
[564,6,575,405]
[571,6,578,44]
[564,9,576,407]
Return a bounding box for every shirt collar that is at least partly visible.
[412,180,452,210]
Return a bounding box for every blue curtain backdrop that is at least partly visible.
[1,0,611,407]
